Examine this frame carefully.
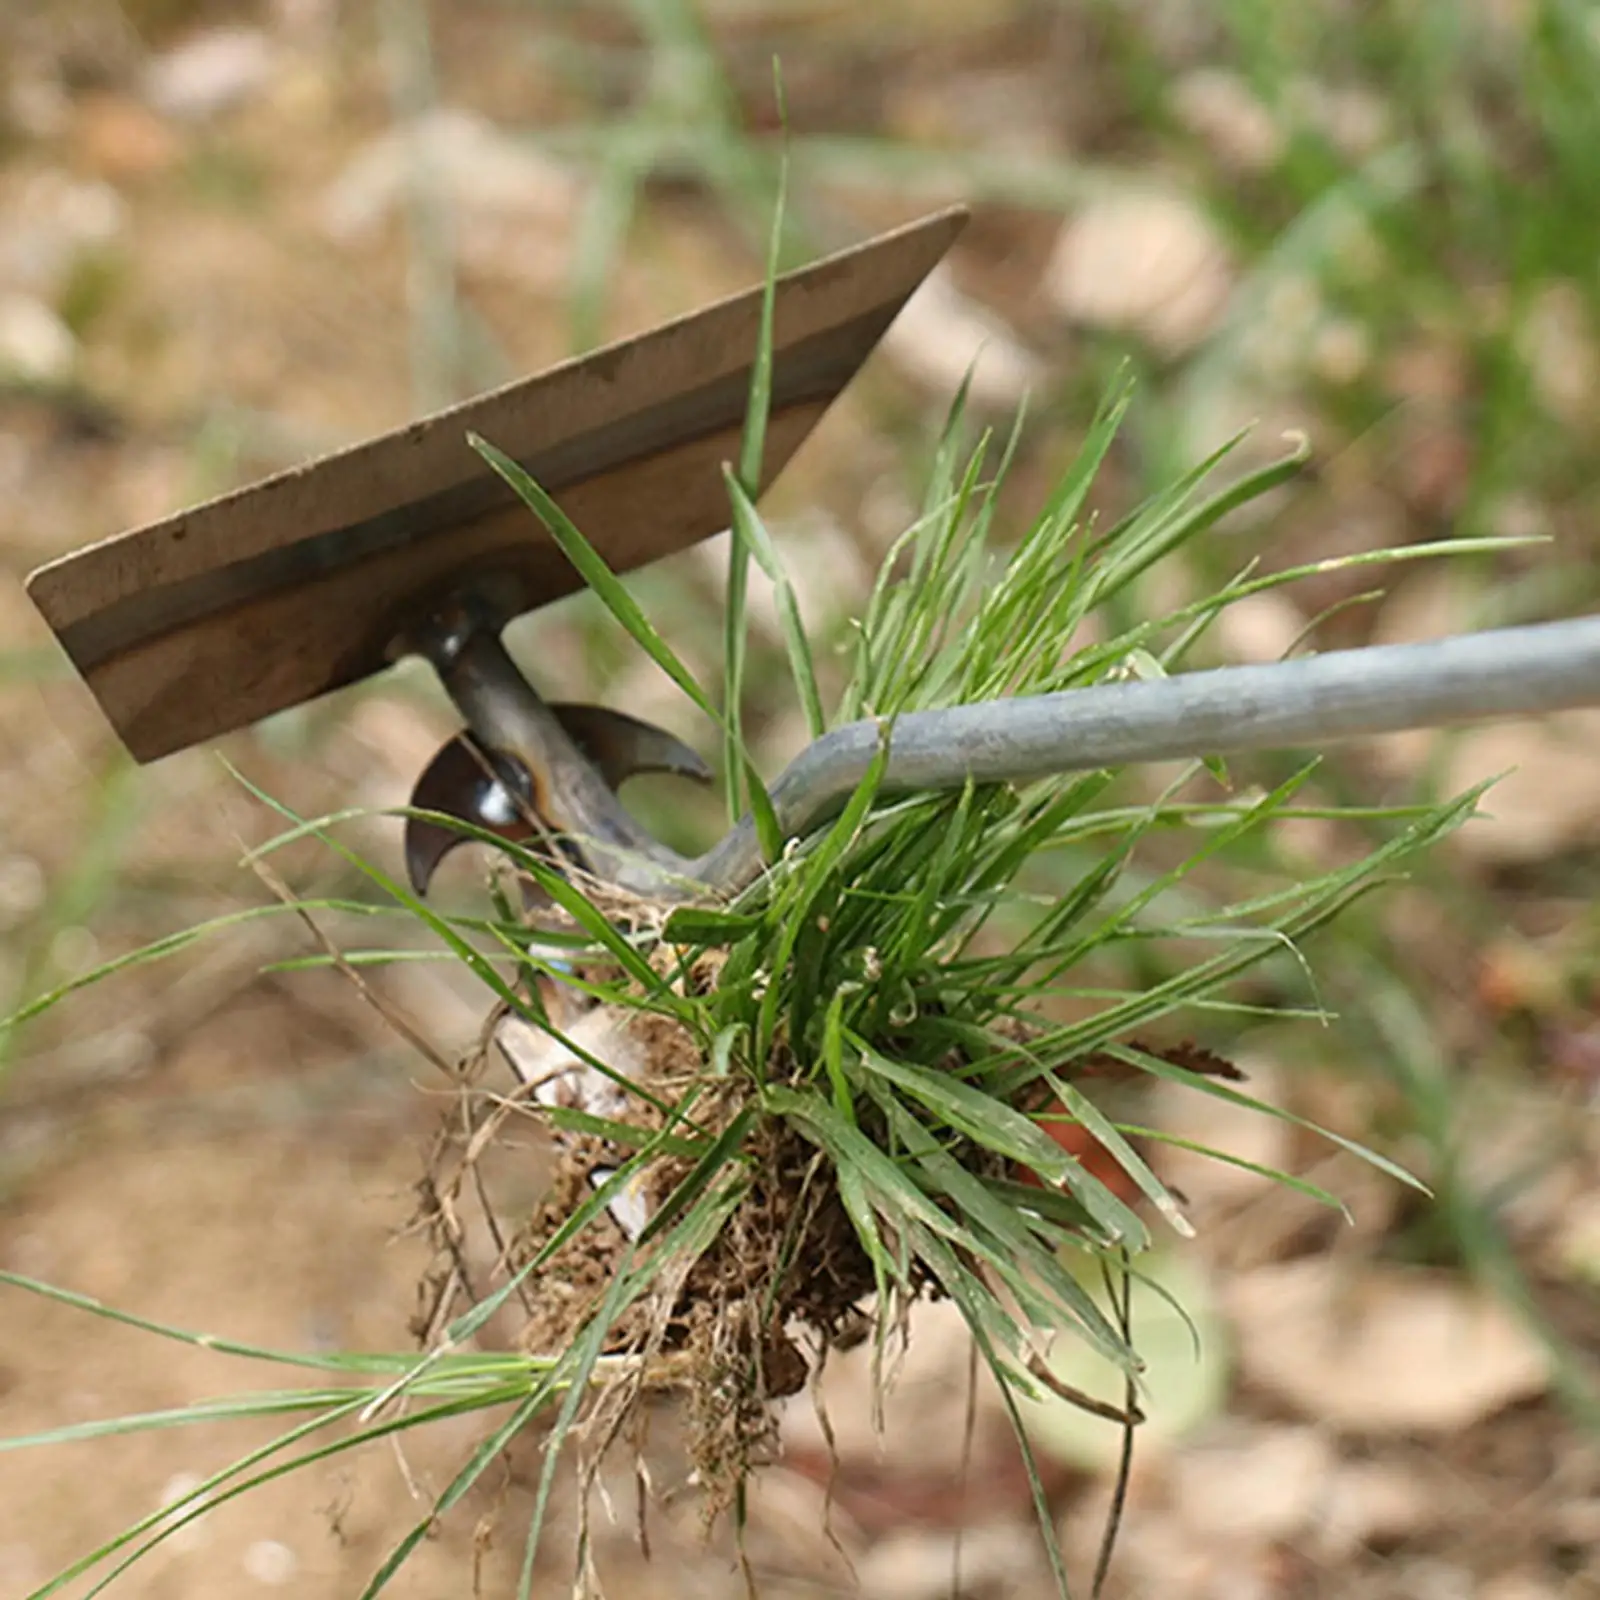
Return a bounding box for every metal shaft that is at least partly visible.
[690,616,1600,894]
[405,604,1600,903]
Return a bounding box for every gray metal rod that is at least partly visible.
[417,608,1600,900]
[690,616,1600,893]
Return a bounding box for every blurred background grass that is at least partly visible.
[1,2,1598,1596]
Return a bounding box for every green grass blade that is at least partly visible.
[362,1388,549,1599]
[0,1271,411,1375]
[722,131,788,817]
[848,1036,1080,1191]
[517,1248,642,1598]
[469,434,718,720]
[725,469,824,736]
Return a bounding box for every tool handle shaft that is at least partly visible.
[875,615,1600,783]
[694,617,1600,892]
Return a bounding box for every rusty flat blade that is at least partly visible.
[26,206,968,763]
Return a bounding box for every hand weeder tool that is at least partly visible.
[24,202,1600,901]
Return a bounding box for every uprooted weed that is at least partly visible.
[0,371,1489,1597]
[382,374,1491,1578]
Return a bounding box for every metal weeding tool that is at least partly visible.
[25,201,1600,911]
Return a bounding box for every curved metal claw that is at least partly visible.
[403,704,711,897]
[552,704,713,792]
[405,732,536,897]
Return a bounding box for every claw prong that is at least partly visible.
[550,704,712,790]
[403,704,712,897]
[403,733,537,896]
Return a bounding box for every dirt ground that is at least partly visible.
[2,4,1598,1597]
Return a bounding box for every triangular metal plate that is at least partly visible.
[27,207,968,762]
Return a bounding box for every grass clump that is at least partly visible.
[0,324,1479,1600]
[385,372,1469,1585]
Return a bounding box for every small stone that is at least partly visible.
[1045,188,1234,357]
[857,1524,1041,1600]
[1552,1192,1600,1286]
[158,1472,214,1551]
[1288,78,1391,159]
[1479,1577,1564,1600]
[1228,1260,1549,1432]
[0,856,45,925]
[1519,281,1598,430]
[1311,317,1372,386]
[1173,71,1283,172]
[48,925,99,977]
[143,27,279,123]
[884,264,1046,411]
[1171,1423,1334,1542]
[0,295,76,385]
[1310,1459,1438,1559]
[73,93,182,181]
[242,1539,298,1585]
[321,109,579,288]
